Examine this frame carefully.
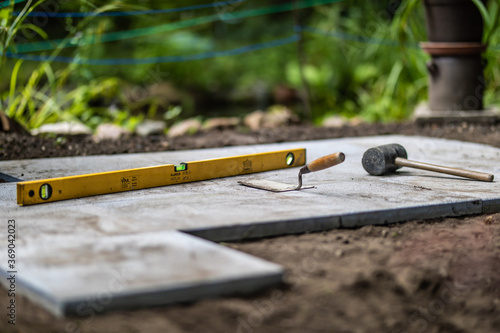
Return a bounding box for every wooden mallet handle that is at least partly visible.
[395,157,494,182]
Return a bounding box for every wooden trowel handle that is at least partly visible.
[301,152,345,174]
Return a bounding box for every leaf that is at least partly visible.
[18,23,49,40]
[8,59,23,112]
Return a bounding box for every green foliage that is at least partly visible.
[4,62,144,129]
[1,0,145,130]
[0,0,48,72]
[1,0,499,132]
[298,0,429,122]
[473,0,500,105]
[471,0,500,42]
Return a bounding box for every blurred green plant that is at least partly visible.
[1,0,145,130]
[473,0,500,109]
[0,0,47,72]
[1,0,499,133]
[294,0,429,122]
[470,0,500,43]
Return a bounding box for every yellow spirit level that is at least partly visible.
[17,148,306,206]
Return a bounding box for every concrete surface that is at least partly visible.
[413,103,500,124]
[0,230,283,317]
[1,135,500,316]
[1,135,499,241]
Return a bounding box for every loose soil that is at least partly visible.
[1,121,500,333]
[2,121,500,160]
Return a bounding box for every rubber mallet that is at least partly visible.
[361,143,494,182]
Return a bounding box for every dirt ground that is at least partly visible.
[1,120,500,333]
[2,121,500,161]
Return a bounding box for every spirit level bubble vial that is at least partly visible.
[17,149,306,206]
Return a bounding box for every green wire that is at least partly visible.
[13,0,344,53]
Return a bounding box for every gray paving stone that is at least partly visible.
[0,231,283,317]
[413,103,500,124]
[2,135,498,241]
[1,135,500,317]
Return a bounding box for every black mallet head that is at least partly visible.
[362,143,408,176]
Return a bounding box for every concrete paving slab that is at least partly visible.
[1,135,499,241]
[1,135,500,316]
[413,103,500,124]
[0,230,283,317]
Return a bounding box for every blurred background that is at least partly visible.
[1,0,499,133]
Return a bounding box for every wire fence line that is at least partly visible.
[10,0,344,53]
[6,34,300,64]
[5,25,418,65]
[4,0,498,65]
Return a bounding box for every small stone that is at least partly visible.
[167,118,202,138]
[136,120,166,137]
[262,106,299,128]
[93,124,131,142]
[381,230,389,237]
[322,116,347,128]
[203,117,240,130]
[349,117,363,126]
[32,122,92,136]
[243,107,299,130]
[244,110,265,131]
[334,249,343,258]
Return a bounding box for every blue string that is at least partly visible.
[3,25,437,66]
[11,24,489,66]
[6,34,300,65]
[15,0,248,18]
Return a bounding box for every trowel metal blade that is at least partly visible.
[238,179,314,192]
